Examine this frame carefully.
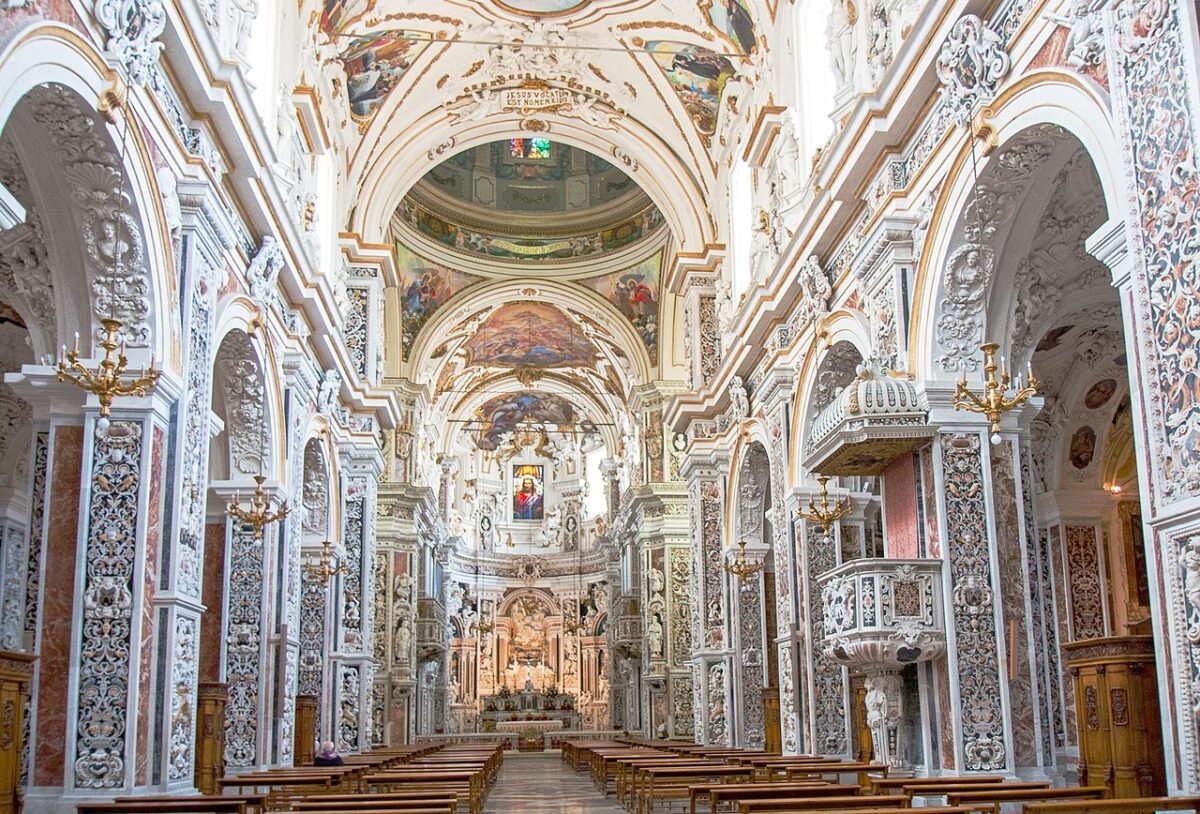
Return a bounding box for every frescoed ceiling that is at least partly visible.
[396,140,666,265]
[308,0,765,234]
[305,0,768,471]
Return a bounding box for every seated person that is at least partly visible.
[313,740,344,766]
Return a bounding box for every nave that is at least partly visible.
[2,0,1200,811]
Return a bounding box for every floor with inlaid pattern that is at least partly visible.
[482,752,623,813]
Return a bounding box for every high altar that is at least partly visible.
[447,584,611,733]
[478,680,581,731]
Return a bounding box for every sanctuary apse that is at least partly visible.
[0,0,1196,811]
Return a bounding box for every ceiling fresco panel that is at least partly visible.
[645,42,736,139]
[397,244,483,356]
[462,301,600,369]
[582,250,661,363]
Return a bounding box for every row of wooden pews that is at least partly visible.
[563,739,1200,814]
[75,742,503,814]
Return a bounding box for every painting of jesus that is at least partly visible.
[512,464,544,521]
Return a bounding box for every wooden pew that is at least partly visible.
[738,795,910,813]
[946,787,1109,814]
[784,763,889,791]
[364,770,484,814]
[112,795,265,814]
[293,803,453,814]
[636,764,754,814]
[1023,798,1200,814]
[76,802,246,814]
[870,776,1006,795]
[619,758,708,807]
[690,783,861,814]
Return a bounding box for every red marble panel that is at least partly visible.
[35,425,84,787]
[135,425,164,785]
[200,522,226,684]
[882,454,919,558]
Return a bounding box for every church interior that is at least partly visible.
[0,0,1197,812]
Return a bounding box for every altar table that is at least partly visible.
[495,719,566,733]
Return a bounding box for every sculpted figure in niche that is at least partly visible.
[827,0,860,91]
[730,375,750,421]
[648,567,665,598]
[646,612,664,657]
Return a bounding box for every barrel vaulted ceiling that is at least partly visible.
[300,0,771,460]
[305,0,771,251]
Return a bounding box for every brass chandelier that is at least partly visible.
[796,475,850,538]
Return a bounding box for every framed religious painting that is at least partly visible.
[512,464,544,521]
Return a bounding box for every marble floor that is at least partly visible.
[482,752,624,813]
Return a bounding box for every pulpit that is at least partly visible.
[294,694,318,767]
[195,682,228,794]
[819,559,945,768]
[0,651,34,814]
[1063,636,1165,798]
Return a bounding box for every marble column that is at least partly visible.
[0,373,92,803]
[665,542,694,740]
[682,450,732,745]
[150,186,226,789]
[1102,0,1200,792]
[65,391,179,791]
[759,374,802,755]
[795,509,849,757]
[297,559,332,744]
[331,464,379,752]
[926,414,1014,773]
[211,481,282,771]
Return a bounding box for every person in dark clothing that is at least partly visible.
[313,740,344,766]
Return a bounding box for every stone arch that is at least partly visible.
[408,275,655,391]
[209,298,289,479]
[910,72,1129,380]
[349,111,713,258]
[0,25,176,363]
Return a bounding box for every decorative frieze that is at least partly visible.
[698,481,724,649]
[1109,0,1200,505]
[94,0,167,85]
[177,261,219,598]
[341,493,366,650]
[336,664,361,751]
[707,661,728,745]
[668,547,692,669]
[167,616,198,782]
[935,14,1010,126]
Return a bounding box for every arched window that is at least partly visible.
[729,160,754,302]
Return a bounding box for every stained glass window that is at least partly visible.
[512,464,545,521]
[509,137,551,159]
